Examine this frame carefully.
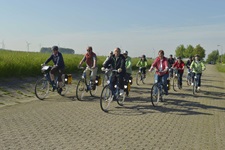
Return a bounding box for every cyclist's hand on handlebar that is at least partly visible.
[41,64,45,67]
[118,68,122,73]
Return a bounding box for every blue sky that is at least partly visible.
[1,0,225,57]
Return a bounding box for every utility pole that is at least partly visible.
[217,45,223,63]
[26,41,31,52]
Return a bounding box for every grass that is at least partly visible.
[216,63,225,73]
[0,49,153,78]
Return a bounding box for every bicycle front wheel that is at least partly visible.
[35,78,50,100]
[76,79,86,100]
[173,77,178,91]
[100,85,112,112]
[116,90,126,106]
[136,73,141,85]
[150,83,160,107]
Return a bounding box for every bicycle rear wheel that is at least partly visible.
[35,78,49,100]
[100,85,112,112]
[150,83,160,107]
[76,79,86,100]
[173,77,178,91]
[90,85,98,97]
[58,82,69,96]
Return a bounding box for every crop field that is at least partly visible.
[0,50,153,78]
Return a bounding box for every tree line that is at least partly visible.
[40,47,75,54]
[175,44,206,59]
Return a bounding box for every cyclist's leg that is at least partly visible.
[90,67,98,89]
[179,72,183,87]
[142,67,146,78]
[118,74,125,90]
[162,74,169,95]
[57,68,65,88]
[110,75,116,95]
[153,74,159,94]
[197,73,202,89]
[50,66,58,87]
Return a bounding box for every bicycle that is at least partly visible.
[35,65,69,100]
[150,72,168,107]
[136,67,146,85]
[172,68,182,91]
[102,67,112,87]
[186,70,192,86]
[192,73,199,95]
[100,69,126,112]
[76,67,100,100]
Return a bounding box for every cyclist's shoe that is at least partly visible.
[119,89,124,96]
[52,85,57,92]
[197,86,200,91]
[191,83,194,86]
[57,88,62,94]
[91,84,96,90]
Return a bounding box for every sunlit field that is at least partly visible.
[0,50,153,78]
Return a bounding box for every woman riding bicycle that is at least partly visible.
[172,56,185,88]
[149,50,169,95]
[136,55,148,78]
[102,47,126,96]
[190,54,206,91]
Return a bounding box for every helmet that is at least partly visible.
[142,54,146,58]
[110,51,113,55]
[177,56,181,59]
[52,46,58,51]
[195,54,200,57]
[123,50,128,55]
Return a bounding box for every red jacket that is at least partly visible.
[172,60,185,73]
[151,57,169,76]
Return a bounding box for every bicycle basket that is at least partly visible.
[65,74,72,84]
[41,66,51,73]
[95,75,102,86]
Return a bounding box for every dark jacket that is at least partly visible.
[45,52,65,69]
[103,54,126,75]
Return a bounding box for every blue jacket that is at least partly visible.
[45,52,65,69]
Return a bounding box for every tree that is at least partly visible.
[183,45,194,58]
[206,50,219,64]
[193,44,206,59]
[175,44,185,58]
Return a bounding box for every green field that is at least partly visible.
[0,50,153,78]
[216,63,225,73]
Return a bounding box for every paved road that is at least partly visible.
[0,65,225,150]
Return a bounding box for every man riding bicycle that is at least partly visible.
[43,46,65,94]
[149,50,169,95]
[172,56,185,88]
[123,50,132,82]
[168,54,175,78]
[136,55,148,78]
[190,54,206,91]
[102,47,126,96]
[78,46,98,90]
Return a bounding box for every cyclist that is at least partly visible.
[43,46,65,94]
[102,47,126,96]
[186,56,193,84]
[190,54,206,91]
[78,46,98,90]
[103,51,113,68]
[168,54,175,78]
[123,50,132,81]
[136,55,148,78]
[172,56,185,88]
[149,50,169,95]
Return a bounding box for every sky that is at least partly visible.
[1,0,225,57]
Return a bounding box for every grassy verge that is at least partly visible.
[216,64,225,73]
[0,50,153,78]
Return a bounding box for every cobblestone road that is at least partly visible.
[0,65,225,150]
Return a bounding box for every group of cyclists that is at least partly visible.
[42,45,206,96]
